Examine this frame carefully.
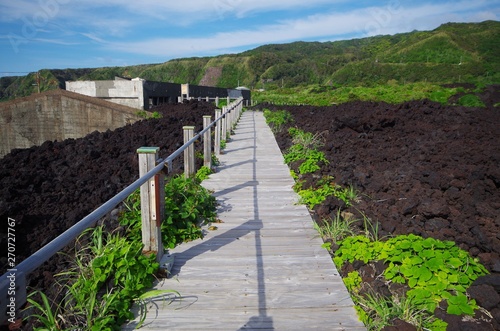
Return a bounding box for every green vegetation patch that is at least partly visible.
[254,82,463,106]
[121,175,217,249]
[263,109,294,133]
[28,175,218,329]
[27,227,159,330]
[334,234,489,330]
[457,94,486,107]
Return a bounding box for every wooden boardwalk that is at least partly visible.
[123,111,365,330]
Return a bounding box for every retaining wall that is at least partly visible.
[0,89,143,158]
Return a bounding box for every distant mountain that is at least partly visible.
[1,20,499,101]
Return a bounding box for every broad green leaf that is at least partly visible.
[419,267,433,282]
[447,304,462,315]
[419,249,435,258]
[448,258,463,268]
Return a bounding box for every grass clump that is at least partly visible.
[284,128,328,175]
[263,109,294,133]
[457,94,486,107]
[314,209,356,243]
[26,227,160,330]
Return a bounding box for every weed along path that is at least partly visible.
[122,111,366,330]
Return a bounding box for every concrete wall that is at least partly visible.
[66,78,145,109]
[0,89,143,158]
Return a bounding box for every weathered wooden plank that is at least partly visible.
[123,307,365,331]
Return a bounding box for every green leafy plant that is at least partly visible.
[343,271,362,293]
[334,234,489,329]
[211,153,220,167]
[195,165,212,182]
[296,177,357,209]
[120,176,217,249]
[297,150,328,174]
[162,176,217,248]
[151,111,162,119]
[263,109,294,133]
[334,235,384,266]
[284,128,329,175]
[136,110,163,119]
[26,226,160,330]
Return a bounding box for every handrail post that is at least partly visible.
[203,115,212,169]
[183,126,195,177]
[221,107,227,141]
[137,147,164,261]
[236,100,240,121]
[215,109,221,156]
[227,105,233,138]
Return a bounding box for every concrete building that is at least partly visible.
[66,77,181,110]
[66,78,251,110]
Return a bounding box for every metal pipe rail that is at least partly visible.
[0,97,244,325]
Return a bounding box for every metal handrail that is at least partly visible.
[0,97,243,324]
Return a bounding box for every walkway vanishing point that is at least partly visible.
[123,111,366,330]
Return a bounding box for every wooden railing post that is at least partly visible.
[203,115,212,169]
[221,107,227,141]
[215,96,219,107]
[137,147,164,261]
[215,109,221,156]
[227,106,233,137]
[183,126,195,177]
[238,99,243,119]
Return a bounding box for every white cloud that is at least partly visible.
[0,0,346,25]
[1,0,498,73]
[107,1,498,58]
[33,37,79,45]
[78,0,344,17]
[80,32,105,43]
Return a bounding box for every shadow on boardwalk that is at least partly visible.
[123,111,364,330]
[156,112,273,330]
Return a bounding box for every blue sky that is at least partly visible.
[0,0,499,77]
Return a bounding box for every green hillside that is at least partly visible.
[1,20,499,101]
